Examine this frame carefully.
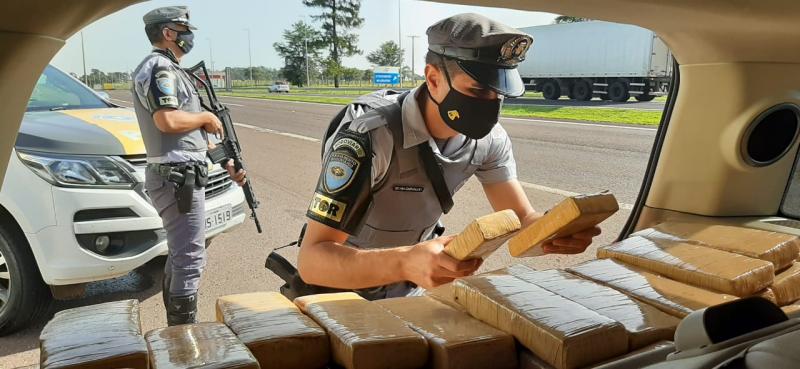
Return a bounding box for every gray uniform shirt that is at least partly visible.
[132,49,207,163]
[326,86,517,192]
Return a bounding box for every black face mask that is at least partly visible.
[427,59,503,140]
[168,27,194,54]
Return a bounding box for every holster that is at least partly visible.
[265,224,348,299]
[151,163,209,214]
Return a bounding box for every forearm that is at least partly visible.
[154,110,211,133]
[298,240,410,289]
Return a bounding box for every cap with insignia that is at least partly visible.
[426,13,532,97]
[143,6,197,30]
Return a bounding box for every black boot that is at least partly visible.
[166,293,197,326]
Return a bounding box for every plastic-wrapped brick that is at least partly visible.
[568,259,737,318]
[506,264,679,350]
[424,282,465,312]
[444,209,520,260]
[633,222,799,270]
[216,292,329,369]
[376,296,517,369]
[39,299,148,369]
[293,292,364,313]
[454,274,628,369]
[771,263,800,305]
[597,236,774,296]
[304,299,428,369]
[145,322,259,369]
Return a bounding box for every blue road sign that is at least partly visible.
[374,72,400,85]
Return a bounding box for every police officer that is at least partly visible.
[297,13,601,299]
[131,6,246,325]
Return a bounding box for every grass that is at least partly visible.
[221,90,663,126]
[503,105,662,125]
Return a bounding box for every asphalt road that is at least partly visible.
[0,90,657,368]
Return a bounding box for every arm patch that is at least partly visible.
[147,66,179,112]
[307,127,373,235]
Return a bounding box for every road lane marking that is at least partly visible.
[224,102,246,107]
[233,122,635,210]
[111,98,132,105]
[234,122,320,143]
[221,95,341,108]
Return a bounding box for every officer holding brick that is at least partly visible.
[297,13,602,299]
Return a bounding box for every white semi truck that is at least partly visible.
[518,21,673,102]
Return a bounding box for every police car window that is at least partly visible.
[27,66,109,112]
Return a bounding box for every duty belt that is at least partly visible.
[147,162,209,214]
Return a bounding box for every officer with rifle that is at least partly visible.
[131,6,247,325]
[268,13,601,300]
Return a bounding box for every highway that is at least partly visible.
[0,89,659,368]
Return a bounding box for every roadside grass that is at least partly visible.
[502,105,662,125]
[221,90,662,125]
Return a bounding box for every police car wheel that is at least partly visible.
[0,224,52,336]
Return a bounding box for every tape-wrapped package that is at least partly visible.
[444,209,521,260]
[294,292,364,313]
[506,264,679,350]
[425,282,465,312]
[772,263,800,305]
[597,236,774,296]
[39,299,148,369]
[216,292,329,369]
[568,259,737,317]
[146,322,259,369]
[376,296,517,369]
[633,222,799,269]
[454,274,628,369]
[518,340,675,369]
[304,298,428,369]
[509,192,619,257]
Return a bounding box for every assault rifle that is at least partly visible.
[186,61,262,233]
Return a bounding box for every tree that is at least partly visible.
[274,21,325,86]
[553,15,590,23]
[303,0,364,88]
[366,41,404,67]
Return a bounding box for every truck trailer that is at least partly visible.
[518,21,673,102]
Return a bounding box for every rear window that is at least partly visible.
[27,66,109,112]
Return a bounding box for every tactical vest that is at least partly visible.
[331,91,493,297]
[132,52,207,161]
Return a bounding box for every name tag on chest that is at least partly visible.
[393,185,424,193]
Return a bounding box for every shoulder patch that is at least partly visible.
[155,70,176,95]
[324,151,360,193]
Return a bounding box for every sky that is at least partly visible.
[50,0,559,76]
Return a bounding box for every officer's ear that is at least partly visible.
[425,63,444,97]
[161,27,175,42]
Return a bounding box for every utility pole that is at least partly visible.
[206,37,214,72]
[407,35,419,86]
[397,0,402,88]
[81,31,88,86]
[304,39,311,87]
[244,28,253,83]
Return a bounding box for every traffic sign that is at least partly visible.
[373,66,400,85]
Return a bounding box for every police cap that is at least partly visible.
[143,6,197,30]
[427,13,532,97]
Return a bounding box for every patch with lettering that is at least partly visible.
[324,152,359,194]
[309,192,347,222]
[333,137,366,158]
[393,185,424,193]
